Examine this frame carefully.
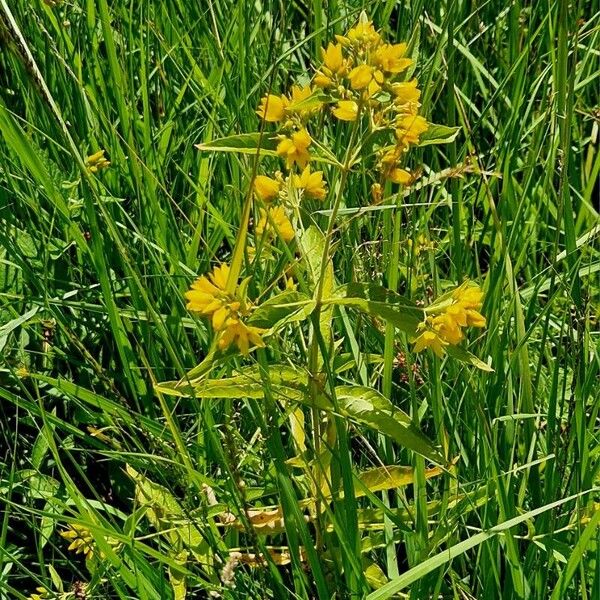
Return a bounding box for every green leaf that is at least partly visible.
[365,562,388,589]
[126,465,183,527]
[16,470,60,500]
[156,365,308,402]
[355,464,443,497]
[418,123,460,146]
[0,306,40,353]
[446,345,494,372]
[195,132,278,155]
[325,386,445,464]
[126,466,208,560]
[549,507,600,600]
[249,290,315,330]
[367,490,596,599]
[299,225,335,367]
[288,90,330,112]
[157,370,442,463]
[330,283,424,336]
[168,551,189,600]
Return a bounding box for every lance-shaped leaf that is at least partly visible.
[126,466,209,560]
[354,464,443,497]
[195,132,278,155]
[446,345,494,372]
[329,283,424,336]
[156,365,309,401]
[318,386,444,464]
[418,124,460,146]
[248,290,315,330]
[157,367,442,462]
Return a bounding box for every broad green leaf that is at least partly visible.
[249,290,315,330]
[0,306,40,353]
[330,283,424,335]
[157,370,442,463]
[195,132,277,155]
[16,470,60,500]
[418,124,460,146]
[365,562,388,589]
[30,428,51,470]
[288,90,330,112]
[127,465,184,525]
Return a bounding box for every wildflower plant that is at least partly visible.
[5,0,598,598]
[152,12,491,595]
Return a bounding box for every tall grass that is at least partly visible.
[0,1,598,598]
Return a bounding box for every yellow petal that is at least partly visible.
[332,100,358,121]
[348,64,373,89]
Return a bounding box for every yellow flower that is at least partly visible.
[371,182,383,203]
[185,264,249,331]
[413,329,447,358]
[183,262,268,355]
[285,275,297,290]
[387,168,411,185]
[218,318,266,355]
[314,43,348,88]
[332,100,359,121]
[60,524,95,560]
[313,73,333,89]
[392,79,421,107]
[396,115,428,146]
[322,42,345,73]
[348,64,373,90]
[256,206,295,242]
[379,146,411,184]
[276,128,312,168]
[431,313,463,345]
[211,301,241,331]
[365,78,382,100]
[254,175,281,202]
[28,587,50,600]
[294,166,327,200]
[86,149,110,173]
[373,43,412,73]
[256,94,288,122]
[452,284,486,327]
[185,263,230,316]
[343,21,381,48]
[286,85,318,116]
[413,283,486,356]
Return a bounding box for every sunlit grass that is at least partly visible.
[0,1,598,599]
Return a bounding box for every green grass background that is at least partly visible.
[0,0,598,598]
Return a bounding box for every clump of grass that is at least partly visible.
[0,1,598,599]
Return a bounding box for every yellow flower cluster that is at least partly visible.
[312,19,427,185]
[60,524,96,560]
[255,87,328,244]
[28,588,50,600]
[185,264,266,354]
[85,149,110,173]
[413,284,486,357]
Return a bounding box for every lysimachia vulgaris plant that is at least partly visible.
[153,13,492,594]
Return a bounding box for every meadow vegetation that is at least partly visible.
[0,1,599,598]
